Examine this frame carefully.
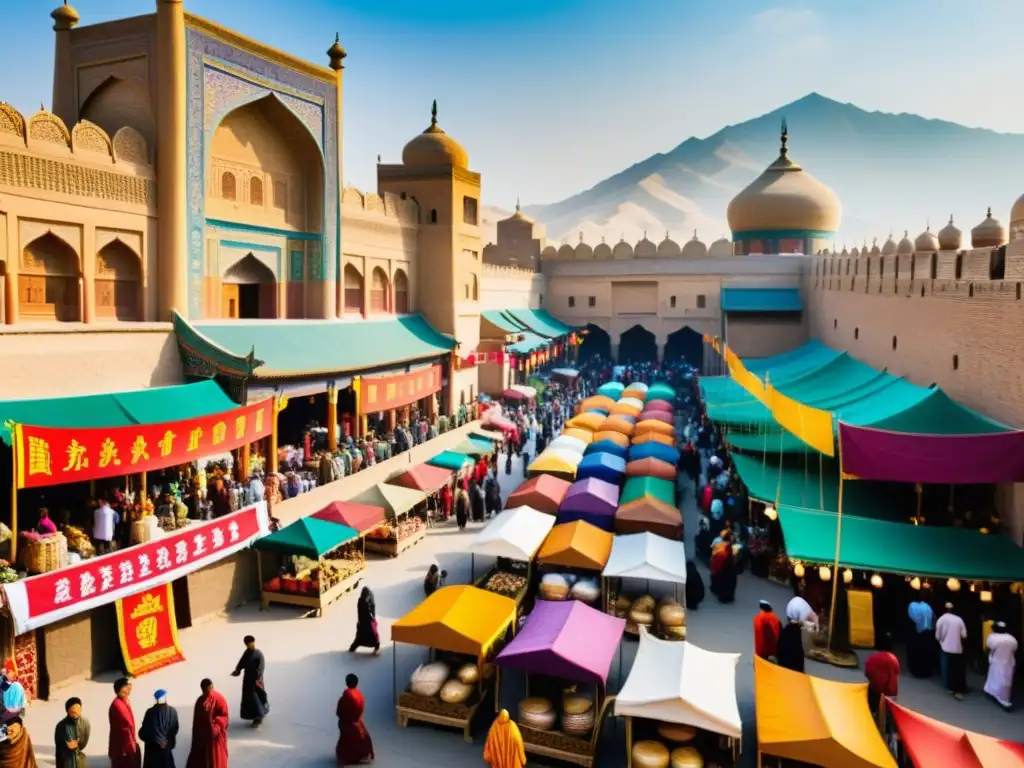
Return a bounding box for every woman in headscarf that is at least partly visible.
[470,481,486,523]
[349,588,380,656]
[710,533,737,603]
[684,560,705,610]
[335,674,374,766]
[777,599,809,672]
[36,507,57,536]
[482,709,525,768]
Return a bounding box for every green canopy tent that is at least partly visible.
[453,437,494,457]
[645,382,677,402]
[255,517,359,559]
[350,483,427,519]
[619,476,676,507]
[427,450,474,471]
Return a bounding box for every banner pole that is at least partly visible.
[827,438,846,652]
[9,429,18,563]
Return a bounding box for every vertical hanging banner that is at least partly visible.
[115,583,185,677]
[766,383,835,456]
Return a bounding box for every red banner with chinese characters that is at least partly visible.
[1,502,269,634]
[358,365,441,412]
[13,399,274,490]
[116,583,185,677]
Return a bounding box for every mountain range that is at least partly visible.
[483,93,1024,249]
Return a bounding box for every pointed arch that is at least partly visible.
[471,272,479,301]
[370,266,390,313]
[344,263,364,313]
[95,239,141,320]
[393,268,410,313]
[20,232,81,321]
[619,324,657,363]
[223,254,275,284]
[80,75,155,151]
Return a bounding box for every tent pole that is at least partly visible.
[827,447,846,652]
[802,444,808,507]
[818,453,824,511]
[626,716,633,768]
[392,641,398,709]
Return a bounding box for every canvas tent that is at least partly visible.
[505,474,571,516]
[468,506,555,563]
[350,483,426,519]
[603,532,687,585]
[536,521,614,571]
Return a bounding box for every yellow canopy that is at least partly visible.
[391,585,516,657]
[536,520,614,571]
[634,419,676,438]
[631,431,675,447]
[578,395,616,414]
[566,412,604,432]
[562,428,594,444]
[754,657,896,768]
[592,430,630,447]
[528,449,579,479]
[599,416,635,437]
[609,401,642,418]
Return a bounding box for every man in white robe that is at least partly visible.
[984,621,1017,711]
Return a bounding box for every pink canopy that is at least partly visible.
[645,399,674,413]
[638,410,674,425]
[838,422,1024,484]
[483,411,516,432]
[495,599,625,684]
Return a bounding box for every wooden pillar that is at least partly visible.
[269,395,287,474]
[327,385,339,452]
[352,377,362,439]
[238,443,251,482]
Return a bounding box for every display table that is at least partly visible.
[260,562,363,617]
[396,684,489,743]
[365,526,427,557]
[519,713,611,768]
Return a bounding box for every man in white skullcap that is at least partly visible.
[984,620,1017,711]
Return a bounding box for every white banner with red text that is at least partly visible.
[2,502,269,635]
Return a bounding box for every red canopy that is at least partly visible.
[645,399,674,413]
[886,698,1024,768]
[483,411,516,432]
[504,474,572,516]
[502,388,530,402]
[388,463,453,493]
[624,457,677,481]
[312,501,385,533]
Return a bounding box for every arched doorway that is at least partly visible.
[619,325,657,363]
[394,269,409,313]
[222,254,276,319]
[578,323,611,362]
[95,240,141,321]
[370,267,390,313]
[664,326,704,367]
[19,232,81,322]
[343,265,364,314]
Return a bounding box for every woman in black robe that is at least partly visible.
[232,635,270,727]
[684,561,705,610]
[470,482,486,523]
[455,488,469,530]
[777,621,805,672]
[349,587,381,655]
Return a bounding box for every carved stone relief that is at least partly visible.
[95,229,142,258]
[27,112,71,148]
[71,120,113,158]
[0,151,153,206]
[112,126,149,165]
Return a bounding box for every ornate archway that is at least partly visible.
[20,232,80,322]
[95,239,141,321]
[394,269,410,313]
[370,267,390,313]
[619,324,657,363]
[664,326,704,367]
[343,264,364,314]
[222,254,277,319]
[579,323,611,362]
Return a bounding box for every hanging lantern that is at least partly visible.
[842,569,853,584]
[946,578,961,592]
[792,562,805,578]
[818,565,832,582]
[910,577,921,591]
[763,505,777,521]
[980,589,993,603]
[870,573,883,588]
[970,582,977,593]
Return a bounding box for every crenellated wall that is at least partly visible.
[479,262,544,311]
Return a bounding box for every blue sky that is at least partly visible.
[2,0,1021,208]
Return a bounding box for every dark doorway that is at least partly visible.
[619,325,657,363]
[664,326,704,367]
[578,323,611,362]
[239,283,261,319]
[172,576,192,629]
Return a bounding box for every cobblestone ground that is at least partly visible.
[22,432,1022,766]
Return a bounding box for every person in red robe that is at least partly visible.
[108,677,141,768]
[335,674,373,766]
[753,600,781,660]
[186,679,229,768]
[439,483,453,521]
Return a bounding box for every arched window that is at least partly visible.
[394,269,409,313]
[471,273,479,301]
[250,176,264,206]
[95,240,142,321]
[221,171,236,201]
[19,233,80,322]
[344,264,364,313]
[370,267,390,313]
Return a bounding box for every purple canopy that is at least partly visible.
[495,600,626,684]
[557,477,620,531]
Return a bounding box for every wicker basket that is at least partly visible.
[23,533,67,574]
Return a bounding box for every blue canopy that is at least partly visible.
[576,452,627,484]
[597,382,625,399]
[584,440,629,459]
[628,442,681,465]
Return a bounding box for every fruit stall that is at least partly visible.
[350,483,429,557]
[495,599,625,767]
[391,585,517,742]
[254,517,365,616]
[616,631,742,768]
[602,532,688,640]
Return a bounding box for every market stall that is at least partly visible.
[482,410,517,434]
[468,506,555,609]
[599,416,636,439]
[566,412,606,432]
[628,442,680,465]
[312,500,385,535]
[428,450,474,472]
[388,463,454,493]
[589,431,631,452]
[548,435,589,456]
[496,600,626,767]
[453,437,496,458]
[637,410,674,426]
[254,517,364,616]
[620,476,676,508]
[528,449,583,481]
[551,368,581,387]
[634,419,676,440]
[616,632,741,768]
[624,457,677,482]
[645,383,677,402]
[645,399,674,413]
[557,478,619,532]
[603,532,688,639]
[561,428,595,445]
[470,427,506,447]
[506,474,572,516]
[623,383,649,398]
[504,385,538,404]
[576,452,627,485]
[884,698,1024,768]
[584,439,629,460]
[631,431,676,448]
[597,382,625,399]
[392,585,517,742]
[578,396,616,415]
[536,521,613,607]
[615,498,683,540]
[351,483,429,557]
[754,657,895,768]
[610,400,643,419]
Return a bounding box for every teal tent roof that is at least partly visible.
[176,311,455,379]
[255,517,359,559]
[534,309,576,334]
[645,382,677,402]
[597,382,625,398]
[427,450,473,471]
[508,332,549,355]
[620,476,676,507]
[0,381,238,445]
[505,309,572,339]
[778,506,1024,582]
[481,311,524,334]
[721,287,802,313]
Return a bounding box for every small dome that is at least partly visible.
[1011,194,1024,224]
[326,34,347,71]
[402,101,468,168]
[505,197,533,224]
[850,246,860,258]
[574,237,593,260]
[681,231,707,258]
[593,239,612,260]
[870,238,881,256]
[656,233,681,258]
[51,2,79,30]
[881,234,897,255]
[896,230,915,255]
[914,226,939,253]
[727,121,842,237]
[612,238,633,260]
[708,236,733,257]
[540,245,558,261]
[557,244,575,260]
[634,232,657,258]
[840,245,849,258]
[971,207,1007,248]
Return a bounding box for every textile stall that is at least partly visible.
[592,430,631,449]
[578,396,616,415]
[636,410,674,426]
[599,416,637,439]
[392,585,517,742]
[351,483,428,557]
[634,419,676,440]
[576,452,627,485]
[495,600,626,767]
[468,506,555,612]
[628,442,680,466]
[505,475,572,516]
[561,428,595,445]
[597,382,625,399]
[254,517,364,616]
[610,399,644,419]
[557,478,620,533]
[453,437,498,458]
[388,463,454,493]
[548,435,589,456]
[567,412,606,432]
[603,533,688,639]
[644,383,677,402]
[616,632,741,768]
[616,477,682,540]
[631,432,675,448]
[645,399,674,414]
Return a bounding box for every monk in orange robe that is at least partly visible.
[483,710,525,768]
[186,679,229,768]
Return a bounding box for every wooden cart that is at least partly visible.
[518,695,616,767]
[396,682,491,743]
[365,526,427,557]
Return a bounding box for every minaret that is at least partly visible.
[50,2,80,127]
[327,33,346,319]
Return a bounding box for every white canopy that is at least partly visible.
[602,532,687,584]
[618,396,645,410]
[509,384,537,398]
[468,506,555,561]
[547,435,588,455]
[551,367,580,378]
[615,630,742,739]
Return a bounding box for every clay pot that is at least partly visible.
[519,697,556,731]
[632,594,656,612]
[657,723,697,743]
[562,696,594,736]
[456,664,479,684]
[629,609,654,625]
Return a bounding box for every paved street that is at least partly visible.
[22,434,1021,766]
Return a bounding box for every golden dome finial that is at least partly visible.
[987,206,993,219]
[431,100,438,129]
[515,196,520,213]
[327,33,347,70]
[780,118,789,158]
[51,1,79,31]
